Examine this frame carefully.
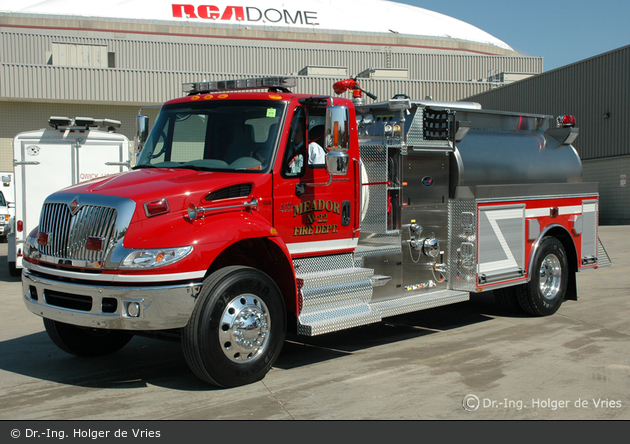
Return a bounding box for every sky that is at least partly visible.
[396,0,630,71]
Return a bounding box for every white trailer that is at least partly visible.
[7,117,130,276]
[0,181,11,243]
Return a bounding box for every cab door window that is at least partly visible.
[282,106,329,176]
[282,108,307,178]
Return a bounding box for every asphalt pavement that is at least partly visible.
[0,226,628,421]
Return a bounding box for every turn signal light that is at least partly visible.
[144,198,170,217]
[333,121,340,148]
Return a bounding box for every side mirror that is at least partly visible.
[325,151,349,176]
[135,115,150,152]
[325,105,349,152]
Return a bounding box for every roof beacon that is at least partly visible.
[183,76,297,95]
[557,115,576,127]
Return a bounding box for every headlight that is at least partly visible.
[24,228,40,260]
[120,246,193,269]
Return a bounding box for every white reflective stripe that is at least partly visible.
[525,208,549,218]
[525,205,583,218]
[479,259,519,274]
[287,238,358,255]
[559,205,582,215]
[24,261,206,283]
[111,271,206,282]
[583,203,597,213]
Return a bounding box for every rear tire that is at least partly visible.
[518,237,568,316]
[494,287,525,314]
[182,266,286,388]
[44,319,133,357]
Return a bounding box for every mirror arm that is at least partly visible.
[295,173,333,196]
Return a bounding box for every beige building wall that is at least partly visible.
[0,101,161,172]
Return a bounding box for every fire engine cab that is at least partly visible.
[21,76,610,387]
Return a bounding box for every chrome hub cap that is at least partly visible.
[539,254,562,300]
[219,294,270,363]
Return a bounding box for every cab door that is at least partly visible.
[273,101,356,257]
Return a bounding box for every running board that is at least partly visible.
[370,290,470,319]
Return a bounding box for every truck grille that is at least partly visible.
[39,202,118,262]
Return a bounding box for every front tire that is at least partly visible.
[43,319,133,357]
[182,266,286,388]
[518,237,569,316]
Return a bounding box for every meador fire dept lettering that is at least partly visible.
[20,75,610,389]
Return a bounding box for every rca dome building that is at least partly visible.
[0,0,542,173]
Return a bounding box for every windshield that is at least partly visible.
[136,100,285,172]
[0,191,6,207]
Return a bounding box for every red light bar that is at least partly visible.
[183,76,296,94]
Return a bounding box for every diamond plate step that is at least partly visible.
[370,289,470,319]
[295,254,376,336]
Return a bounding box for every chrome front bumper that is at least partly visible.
[22,268,202,330]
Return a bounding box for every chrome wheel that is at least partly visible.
[219,294,270,363]
[539,253,562,300]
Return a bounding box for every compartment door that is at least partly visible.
[477,204,526,285]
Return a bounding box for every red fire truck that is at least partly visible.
[21,76,609,387]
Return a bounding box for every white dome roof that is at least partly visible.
[0,0,513,51]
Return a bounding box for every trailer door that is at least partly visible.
[76,134,129,182]
[15,136,74,240]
